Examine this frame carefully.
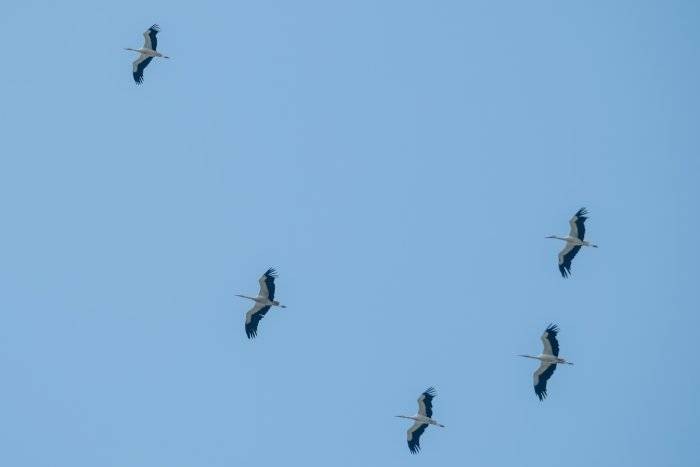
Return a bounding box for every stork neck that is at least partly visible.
[518,354,540,360]
[236,294,257,301]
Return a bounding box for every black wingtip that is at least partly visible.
[545,323,560,335]
[264,268,278,277]
[150,24,160,32]
[423,387,436,397]
[575,207,589,218]
[558,264,570,278]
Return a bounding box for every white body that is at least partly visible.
[396,414,445,427]
[520,353,572,365]
[548,235,596,248]
[236,294,284,308]
[125,47,169,58]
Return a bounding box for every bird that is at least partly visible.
[396,387,445,454]
[518,324,573,401]
[546,207,598,277]
[124,24,170,84]
[236,268,286,339]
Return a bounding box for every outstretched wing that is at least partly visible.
[417,387,436,418]
[407,421,429,454]
[567,207,589,241]
[258,268,277,300]
[558,243,581,278]
[245,303,272,339]
[540,324,560,357]
[132,54,153,84]
[533,361,557,401]
[142,24,159,51]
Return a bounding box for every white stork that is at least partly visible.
[236,268,286,339]
[547,207,598,278]
[124,24,170,84]
[395,387,445,454]
[519,324,573,401]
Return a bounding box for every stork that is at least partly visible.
[396,387,445,454]
[547,207,598,277]
[519,324,573,401]
[124,24,170,84]
[236,268,286,339]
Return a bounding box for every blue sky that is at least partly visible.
[1,1,698,466]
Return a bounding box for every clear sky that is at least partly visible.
[1,1,698,466]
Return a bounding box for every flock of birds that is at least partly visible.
[125,25,598,455]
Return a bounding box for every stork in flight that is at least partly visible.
[396,387,445,454]
[236,268,286,339]
[519,324,573,401]
[547,207,598,277]
[125,24,169,84]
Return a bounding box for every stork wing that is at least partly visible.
[142,24,159,51]
[245,303,272,339]
[540,324,560,357]
[567,207,589,241]
[407,421,429,454]
[132,54,153,84]
[533,361,557,401]
[257,268,277,300]
[416,387,436,418]
[557,243,581,278]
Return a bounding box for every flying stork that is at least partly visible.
[546,207,598,277]
[519,324,573,401]
[124,24,170,84]
[396,387,445,454]
[236,268,286,339]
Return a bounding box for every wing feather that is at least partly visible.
[245,304,271,339]
[558,243,581,278]
[132,55,153,84]
[533,361,557,401]
[540,324,560,356]
[416,387,436,418]
[142,24,159,51]
[567,207,589,240]
[407,422,428,454]
[258,268,277,300]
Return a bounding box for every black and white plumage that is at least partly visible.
[236,268,286,339]
[519,324,574,401]
[546,208,598,278]
[124,24,170,85]
[396,387,445,454]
